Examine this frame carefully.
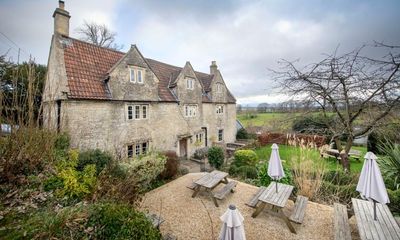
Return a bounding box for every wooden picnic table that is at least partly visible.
[251,182,297,233]
[326,149,362,160]
[191,170,234,207]
[352,198,400,240]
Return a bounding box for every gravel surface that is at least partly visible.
[140,173,356,240]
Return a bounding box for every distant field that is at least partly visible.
[237,112,294,128]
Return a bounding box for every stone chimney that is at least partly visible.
[53,1,70,36]
[210,61,218,75]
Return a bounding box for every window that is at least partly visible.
[184,105,197,117]
[186,78,194,90]
[130,69,136,82]
[128,145,134,158]
[218,129,224,141]
[142,142,148,154]
[216,105,224,114]
[127,104,149,120]
[216,83,223,93]
[137,70,143,83]
[128,105,133,119]
[135,106,140,119]
[135,144,140,156]
[142,105,147,119]
[129,67,145,84]
[196,133,203,143]
[128,142,149,158]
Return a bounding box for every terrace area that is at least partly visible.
[140,172,361,240]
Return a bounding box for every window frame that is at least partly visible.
[216,105,224,114]
[184,104,197,118]
[127,104,149,120]
[186,77,194,90]
[137,70,143,84]
[130,69,136,83]
[218,129,224,142]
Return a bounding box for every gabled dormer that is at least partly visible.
[171,61,203,104]
[108,45,159,101]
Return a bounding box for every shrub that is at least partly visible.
[257,161,293,186]
[228,164,238,176]
[237,165,258,179]
[377,141,400,190]
[193,147,209,160]
[208,146,224,169]
[292,114,334,138]
[236,128,249,139]
[160,151,179,179]
[48,150,97,200]
[88,203,162,239]
[0,127,57,182]
[77,149,113,174]
[233,150,258,167]
[4,203,162,239]
[55,132,70,151]
[387,188,400,215]
[96,152,166,202]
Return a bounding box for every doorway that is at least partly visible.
[179,138,188,158]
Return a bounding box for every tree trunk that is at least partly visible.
[334,136,350,172]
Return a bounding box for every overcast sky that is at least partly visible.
[1,0,399,105]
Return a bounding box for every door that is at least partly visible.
[179,138,187,158]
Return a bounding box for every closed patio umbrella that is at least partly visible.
[356,152,390,220]
[268,143,285,193]
[219,205,246,240]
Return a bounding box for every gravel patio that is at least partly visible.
[140,173,361,240]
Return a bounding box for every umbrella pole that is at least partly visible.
[276,181,278,193]
[373,201,377,221]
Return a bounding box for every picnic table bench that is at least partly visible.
[187,170,236,207]
[333,203,352,240]
[352,198,400,240]
[247,182,308,234]
[322,148,362,161]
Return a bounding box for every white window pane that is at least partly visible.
[142,105,147,118]
[138,70,142,83]
[135,106,140,119]
[130,69,135,82]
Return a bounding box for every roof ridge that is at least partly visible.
[63,35,126,55]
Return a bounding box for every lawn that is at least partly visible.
[254,144,368,173]
[237,112,291,128]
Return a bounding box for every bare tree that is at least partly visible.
[76,21,123,50]
[273,44,400,171]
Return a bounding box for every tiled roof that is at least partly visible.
[62,37,235,103]
[63,37,124,99]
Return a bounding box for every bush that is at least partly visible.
[193,147,208,160]
[208,146,224,169]
[377,141,400,190]
[387,188,400,215]
[233,150,258,167]
[257,161,293,186]
[51,150,97,200]
[96,152,166,202]
[292,114,334,137]
[237,165,258,179]
[88,203,162,239]
[236,128,249,139]
[0,127,57,182]
[55,132,70,151]
[77,149,113,174]
[4,203,162,239]
[160,151,179,179]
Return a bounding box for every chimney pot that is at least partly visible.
[59,1,65,9]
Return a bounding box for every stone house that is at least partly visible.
[43,1,237,159]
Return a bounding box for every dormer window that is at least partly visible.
[129,67,145,84]
[186,77,194,90]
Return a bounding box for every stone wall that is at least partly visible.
[61,100,236,158]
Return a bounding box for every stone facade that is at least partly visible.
[43,2,237,159]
